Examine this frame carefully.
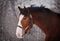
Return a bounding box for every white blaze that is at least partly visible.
[16,14,24,38]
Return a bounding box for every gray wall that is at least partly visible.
[0,0,21,41]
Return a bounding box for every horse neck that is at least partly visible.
[31,12,59,35]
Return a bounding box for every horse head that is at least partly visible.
[16,6,33,38]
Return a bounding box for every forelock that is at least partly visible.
[20,9,28,16]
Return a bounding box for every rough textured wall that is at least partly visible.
[0,0,21,41]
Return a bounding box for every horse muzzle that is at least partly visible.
[16,25,23,38]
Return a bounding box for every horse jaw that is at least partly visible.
[16,14,24,38]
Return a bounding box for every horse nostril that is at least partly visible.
[18,25,22,28]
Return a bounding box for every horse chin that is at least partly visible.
[16,27,23,39]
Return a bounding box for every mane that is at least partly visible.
[28,6,54,13]
[20,6,59,15]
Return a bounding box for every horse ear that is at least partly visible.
[18,6,23,11]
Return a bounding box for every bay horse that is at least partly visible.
[16,6,60,41]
